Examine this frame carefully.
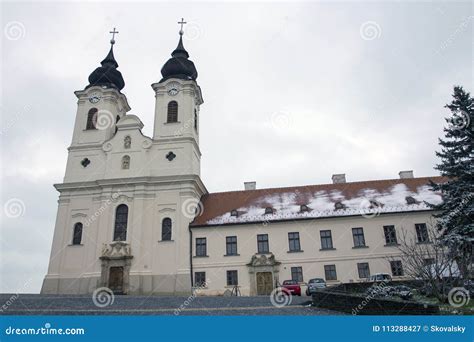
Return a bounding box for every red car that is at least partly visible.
[281,280,301,296]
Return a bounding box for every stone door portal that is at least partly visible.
[108,266,124,294]
[247,253,280,296]
[100,242,133,295]
[256,272,273,295]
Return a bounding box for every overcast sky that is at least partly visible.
[1,1,472,293]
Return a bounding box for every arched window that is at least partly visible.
[72,222,83,245]
[122,155,130,169]
[162,217,172,241]
[114,204,128,241]
[86,108,98,130]
[167,101,178,123]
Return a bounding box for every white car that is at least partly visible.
[368,273,392,282]
[306,278,327,295]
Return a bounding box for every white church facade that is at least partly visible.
[41,25,444,296]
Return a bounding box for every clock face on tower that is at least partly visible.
[88,93,101,104]
[166,82,180,96]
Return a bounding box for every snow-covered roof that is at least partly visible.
[190,176,445,227]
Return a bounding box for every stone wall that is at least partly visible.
[312,291,439,315]
[330,280,424,294]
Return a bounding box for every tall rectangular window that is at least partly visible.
[257,234,269,253]
[324,265,337,281]
[72,223,83,245]
[195,238,207,257]
[320,230,333,250]
[415,223,429,243]
[357,262,370,279]
[113,204,128,241]
[167,101,178,123]
[226,270,238,286]
[288,232,301,252]
[390,261,404,276]
[194,272,206,286]
[352,227,366,247]
[383,225,398,245]
[291,267,303,282]
[226,236,238,256]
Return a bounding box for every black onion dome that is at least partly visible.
[160,35,198,82]
[86,45,125,91]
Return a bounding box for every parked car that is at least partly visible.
[368,273,392,283]
[306,278,327,295]
[281,280,301,296]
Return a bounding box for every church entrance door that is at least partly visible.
[108,266,124,294]
[256,272,273,295]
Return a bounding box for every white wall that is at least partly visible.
[192,211,433,295]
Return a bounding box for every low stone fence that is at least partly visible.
[312,291,439,315]
[329,280,424,294]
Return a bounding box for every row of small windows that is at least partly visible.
[230,197,419,217]
[194,270,238,287]
[71,208,428,251]
[70,205,173,245]
[194,260,406,287]
[194,223,429,256]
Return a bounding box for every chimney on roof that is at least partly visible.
[399,170,414,179]
[244,181,256,190]
[332,174,346,184]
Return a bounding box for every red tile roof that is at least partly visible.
[190,176,446,227]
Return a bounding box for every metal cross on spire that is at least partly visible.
[178,18,187,36]
[109,27,119,45]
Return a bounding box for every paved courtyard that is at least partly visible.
[0,294,343,315]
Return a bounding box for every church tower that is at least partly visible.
[41,23,207,296]
[151,20,203,179]
[65,30,131,183]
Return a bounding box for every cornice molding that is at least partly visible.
[54,174,208,196]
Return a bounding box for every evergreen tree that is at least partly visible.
[430,86,473,279]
